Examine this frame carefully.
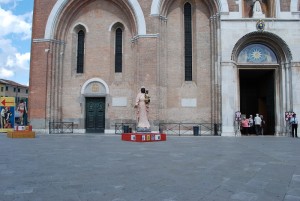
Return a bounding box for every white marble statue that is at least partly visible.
[135,87,151,132]
[252,0,265,18]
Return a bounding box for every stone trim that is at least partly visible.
[150,0,229,14]
[32,38,65,45]
[80,78,110,96]
[131,34,159,42]
[45,0,146,39]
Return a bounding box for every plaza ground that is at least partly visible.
[0,134,300,201]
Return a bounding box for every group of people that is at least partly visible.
[240,114,265,135]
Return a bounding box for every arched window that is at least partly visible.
[115,28,123,73]
[184,3,192,81]
[77,30,85,73]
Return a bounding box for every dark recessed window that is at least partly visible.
[184,2,192,81]
[115,28,123,73]
[77,30,85,73]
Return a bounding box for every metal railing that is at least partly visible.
[114,122,221,136]
[159,123,222,136]
[49,122,74,134]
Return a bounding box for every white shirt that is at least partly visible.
[290,117,298,124]
[254,116,262,125]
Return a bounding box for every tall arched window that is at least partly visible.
[115,28,123,73]
[77,30,85,73]
[184,3,192,81]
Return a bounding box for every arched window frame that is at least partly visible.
[184,2,193,81]
[111,22,125,74]
[76,29,85,74]
[115,27,123,73]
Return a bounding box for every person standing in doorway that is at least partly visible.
[290,113,298,138]
[254,114,262,135]
[248,115,254,134]
[241,117,249,135]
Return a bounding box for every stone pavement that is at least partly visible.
[0,134,300,201]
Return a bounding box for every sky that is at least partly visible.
[0,0,33,86]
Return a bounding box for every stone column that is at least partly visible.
[221,62,239,136]
[277,62,292,136]
[210,15,215,127]
[215,13,222,128]
[48,40,65,123]
[210,13,221,133]
[291,61,300,114]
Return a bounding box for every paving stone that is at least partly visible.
[0,134,300,200]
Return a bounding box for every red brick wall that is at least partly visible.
[32,0,57,39]
[28,42,49,120]
[29,0,57,126]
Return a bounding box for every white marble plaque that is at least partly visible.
[181,98,197,107]
[112,97,127,107]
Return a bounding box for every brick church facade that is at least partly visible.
[29,0,300,135]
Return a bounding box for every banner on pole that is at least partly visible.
[0,97,15,132]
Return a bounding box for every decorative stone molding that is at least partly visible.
[32,38,65,45]
[231,31,292,62]
[45,0,146,39]
[131,34,160,43]
[81,78,110,97]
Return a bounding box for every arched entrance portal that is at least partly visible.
[81,78,109,133]
[239,69,275,135]
[222,32,293,136]
[237,44,278,135]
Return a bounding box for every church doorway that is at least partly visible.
[239,69,275,135]
[85,97,105,133]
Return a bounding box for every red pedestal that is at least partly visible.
[121,133,166,142]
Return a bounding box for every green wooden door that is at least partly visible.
[86,97,105,133]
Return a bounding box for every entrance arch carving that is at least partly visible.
[231,31,293,136]
[81,78,110,97]
[237,44,277,64]
[231,31,292,63]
